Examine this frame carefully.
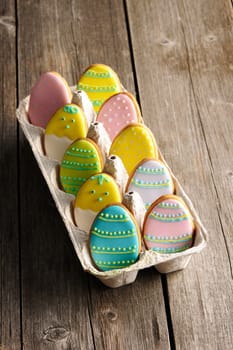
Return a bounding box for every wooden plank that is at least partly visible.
[17,0,170,349]
[0,1,21,349]
[126,0,233,349]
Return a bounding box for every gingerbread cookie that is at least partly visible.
[77,64,122,113]
[28,72,72,128]
[89,204,141,271]
[97,92,141,141]
[126,159,174,209]
[60,138,103,196]
[74,173,122,232]
[143,195,194,254]
[109,124,158,175]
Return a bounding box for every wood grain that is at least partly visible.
[126,0,233,349]
[17,0,170,349]
[0,1,21,349]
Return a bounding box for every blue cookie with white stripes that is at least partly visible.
[89,204,141,271]
[60,138,104,195]
[126,159,174,209]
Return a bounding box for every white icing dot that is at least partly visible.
[127,113,131,117]
[109,108,112,112]
[126,120,129,124]
[125,106,128,110]
[117,106,121,110]
[104,113,108,117]
[109,118,112,123]
[122,100,126,103]
[117,97,121,101]
[113,102,116,105]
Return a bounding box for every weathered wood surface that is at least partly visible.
[0,1,21,350]
[1,0,233,349]
[126,0,233,349]
[16,0,169,349]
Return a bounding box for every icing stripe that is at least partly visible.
[145,234,192,243]
[150,245,191,253]
[66,151,96,158]
[132,178,170,188]
[92,228,135,234]
[149,212,188,222]
[84,70,112,78]
[98,216,129,223]
[158,202,182,209]
[91,250,137,254]
[62,160,98,167]
[61,165,99,171]
[137,167,165,174]
[91,231,135,239]
[77,83,117,93]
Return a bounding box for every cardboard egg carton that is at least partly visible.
[16,89,207,288]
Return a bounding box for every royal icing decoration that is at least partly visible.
[97,92,141,141]
[60,138,103,195]
[44,104,88,162]
[143,195,194,254]
[77,64,122,113]
[28,72,72,128]
[127,159,174,209]
[109,124,158,175]
[74,173,121,232]
[90,204,141,271]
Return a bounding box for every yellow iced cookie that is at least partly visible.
[77,64,122,113]
[110,124,158,175]
[74,173,122,232]
[44,104,88,162]
[60,138,104,196]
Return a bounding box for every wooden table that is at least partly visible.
[1,0,233,349]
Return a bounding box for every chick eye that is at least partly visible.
[71,119,76,123]
[90,189,96,194]
[61,116,66,121]
[104,192,109,196]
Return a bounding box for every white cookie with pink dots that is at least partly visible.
[97,92,141,141]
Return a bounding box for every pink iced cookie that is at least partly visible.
[97,92,141,141]
[143,195,194,254]
[28,72,72,128]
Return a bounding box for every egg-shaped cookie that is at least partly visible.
[97,92,141,141]
[110,124,158,175]
[28,72,72,128]
[126,159,174,209]
[44,104,88,162]
[77,64,122,113]
[90,204,141,271]
[60,138,103,196]
[74,173,122,232]
[143,195,194,254]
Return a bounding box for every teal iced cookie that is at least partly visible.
[89,204,141,271]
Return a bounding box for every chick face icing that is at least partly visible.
[74,173,122,232]
[44,104,88,162]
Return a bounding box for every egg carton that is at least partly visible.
[16,89,207,288]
